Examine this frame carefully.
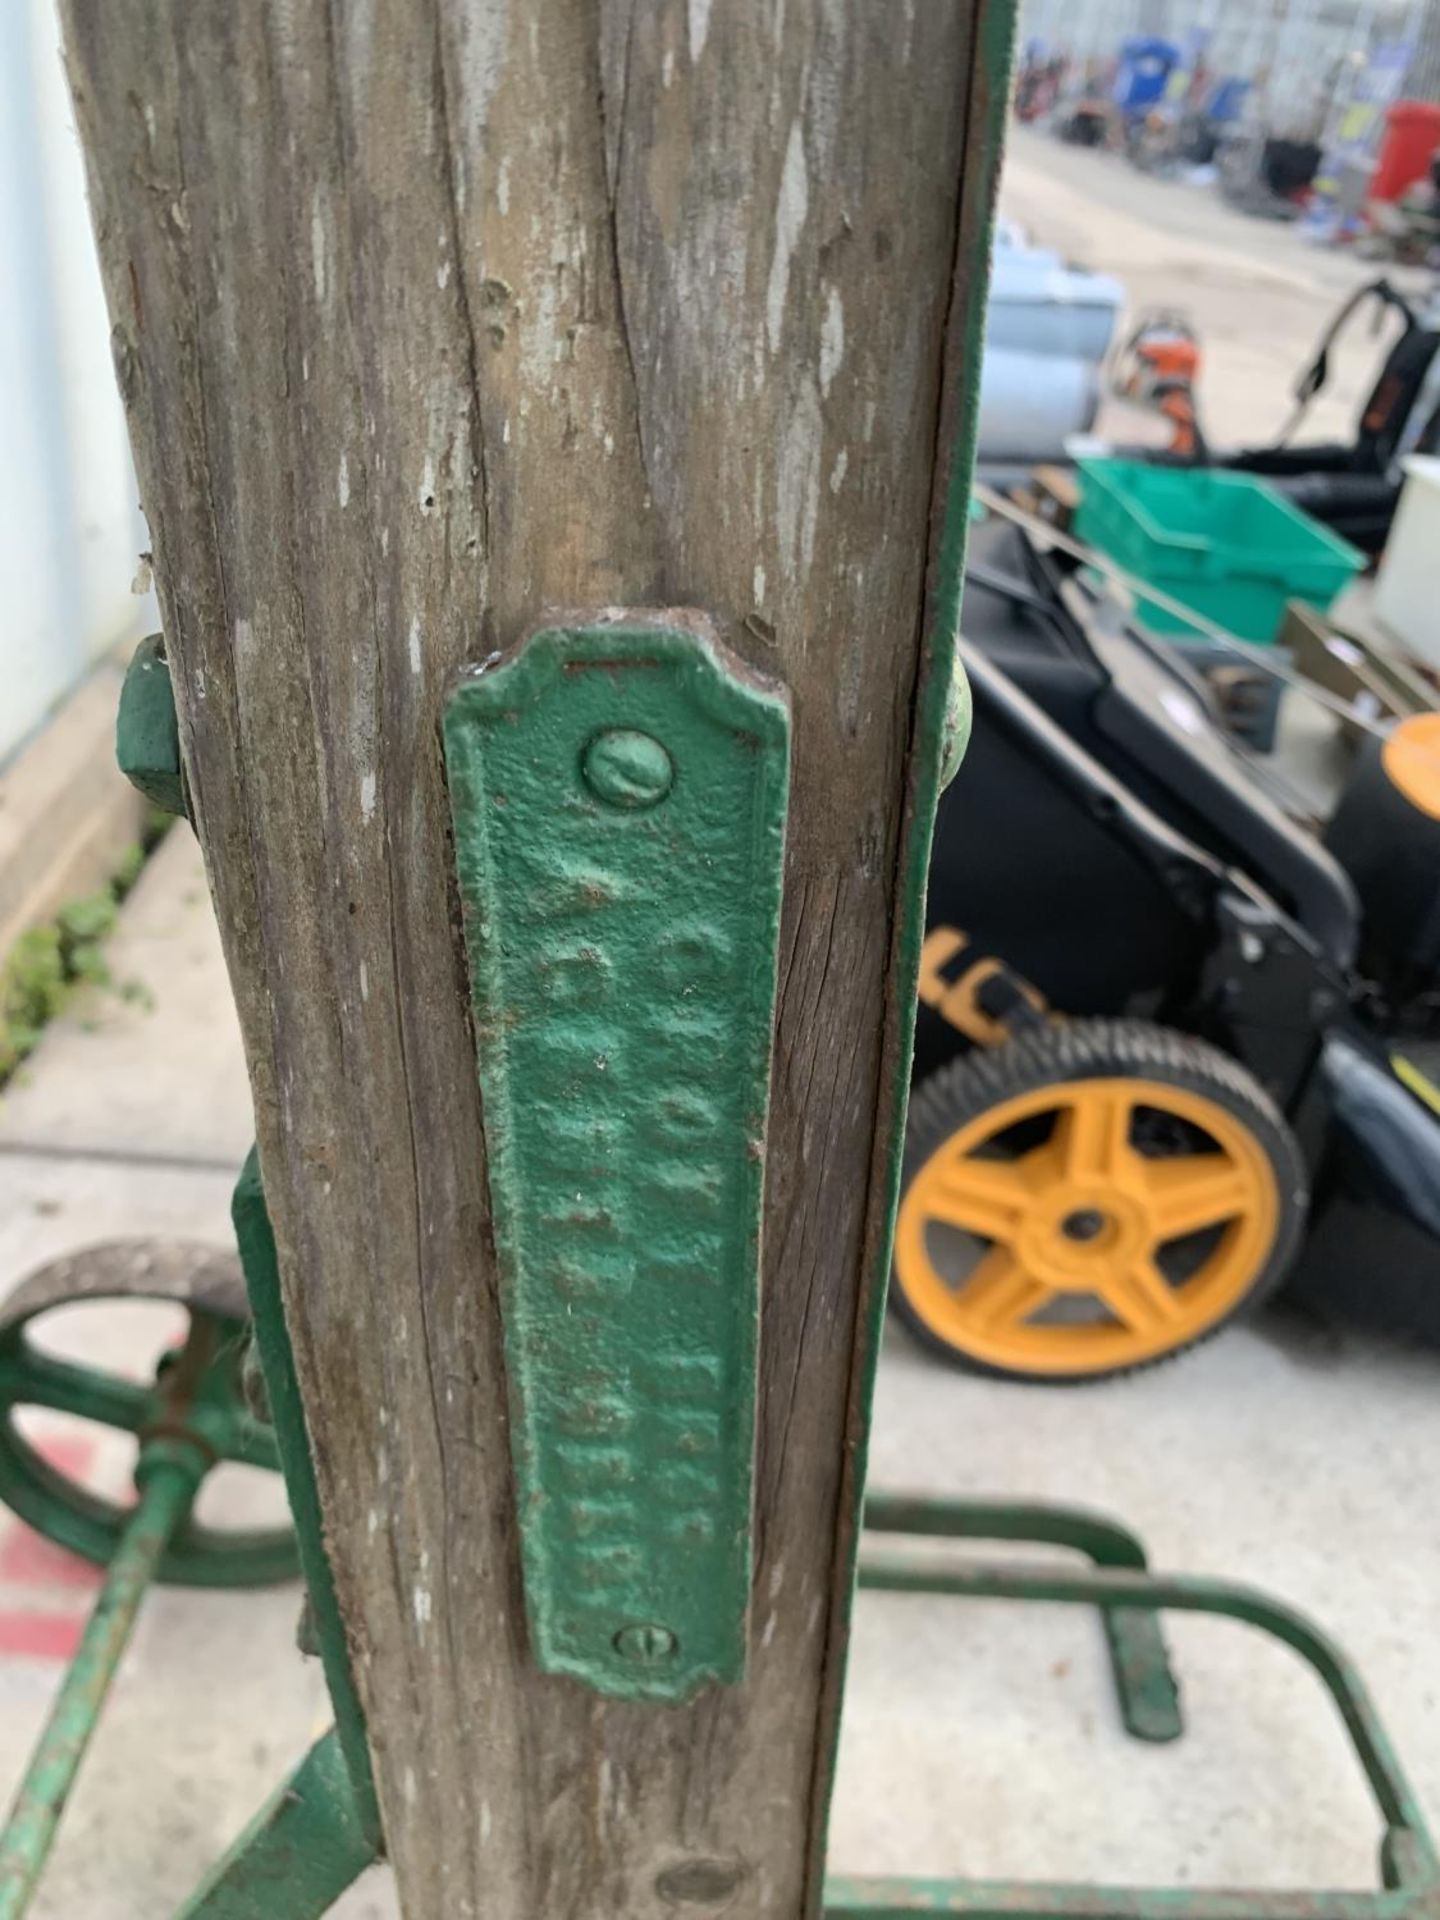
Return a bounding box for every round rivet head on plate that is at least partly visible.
[613,1622,679,1663]
[582,729,674,809]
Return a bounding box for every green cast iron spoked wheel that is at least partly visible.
[0,1240,298,1586]
[892,1020,1308,1383]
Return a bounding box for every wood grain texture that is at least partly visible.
[56,3,998,1912]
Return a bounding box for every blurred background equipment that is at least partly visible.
[1074,460,1364,642]
[1227,277,1440,553]
[893,503,1440,1383]
[1094,279,1440,558]
[1113,310,1205,455]
[1370,100,1440,201]
[1374,452,1440,659]
[978,225,1126,463]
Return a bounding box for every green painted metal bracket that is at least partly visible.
[230,1158,382,1847]
[834,1500,1440,1920]
[116,633,187,818]
[444,614,790,1703]
[176,1732,377,1920]
[861,1495,1182,1744]
[821,1879,1436,1918]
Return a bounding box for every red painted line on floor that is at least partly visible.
[0,1609,85,1661]
[33,1432,99,1480]
[0,1432,109,1650]
[0,1522,104,1589]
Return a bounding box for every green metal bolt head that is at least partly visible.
[581,728,675,809]
[116,633,188,818]
[296,1591,321,1659]
[612,1623,679,1665]
[939,653,972,792]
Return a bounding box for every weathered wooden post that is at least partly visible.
[56,3,1012,1913]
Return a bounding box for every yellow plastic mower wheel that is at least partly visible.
[892,1020,1307,1382]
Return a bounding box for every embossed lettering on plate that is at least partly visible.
[443,615,790,1702]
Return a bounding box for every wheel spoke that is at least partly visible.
[925,1157,1034,1243]
[1054,1088,1134,1182]
[957,1247,1051,1330]
[1103,1257,1184,1336]
[1140,1156,1250,1241]
[0,1344,152,1434]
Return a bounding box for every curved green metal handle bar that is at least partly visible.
[823,1875,1428,1918]
[0,1320,295,1588]
[864,1493,1159,1564]
[862,1496,1183,1745]
[855,1555,1438,1880]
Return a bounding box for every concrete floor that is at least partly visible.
[1002,125,1430,451]
[1,147,1438,1919]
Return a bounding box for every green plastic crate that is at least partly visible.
[1075,458,1364,644]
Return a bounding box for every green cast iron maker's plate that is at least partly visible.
[444,614,790,1703]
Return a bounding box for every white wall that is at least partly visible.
[0,2,150,766]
